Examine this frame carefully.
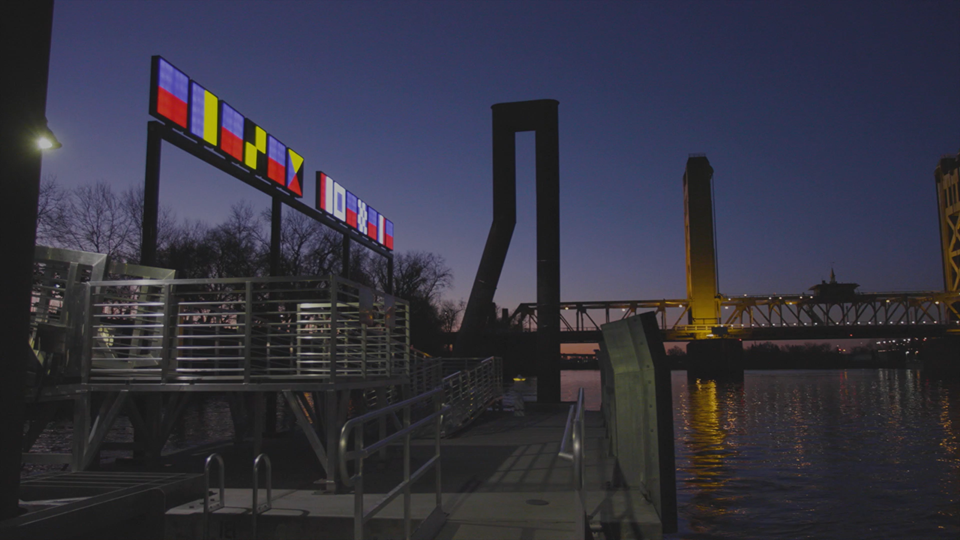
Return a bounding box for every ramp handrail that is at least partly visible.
[558,387,586,540]
[203,453,225,540]
[252,453,273,539]
[339,386,448,540]
[441,356,502,435]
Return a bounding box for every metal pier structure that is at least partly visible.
[21,246,512,539]
[24,246,501,486]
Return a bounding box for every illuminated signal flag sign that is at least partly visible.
[318,172,394,250]
[149,56,304,197]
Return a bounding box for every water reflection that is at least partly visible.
[681,378,743,533]
[672,370,960,540]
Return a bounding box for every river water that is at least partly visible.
[563,368,960,540]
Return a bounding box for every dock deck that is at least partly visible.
[165,404,661,539]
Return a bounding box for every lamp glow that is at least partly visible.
[36,129,61,151]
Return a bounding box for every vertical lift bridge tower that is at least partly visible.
[936,151,960,321]
[684,155,743,376]
[936,152,960,297]
[684,155,721,326]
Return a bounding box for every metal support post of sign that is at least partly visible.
[266,198,282,433]
[342,235,351,279]
[387,254,394,295]
[270,198,282,277]
[142,121,162,267]
[324,389,339,490]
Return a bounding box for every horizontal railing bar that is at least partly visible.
[351,412,441,461]
[363,454,440,523]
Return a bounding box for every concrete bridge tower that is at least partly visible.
[684,155,721,325]
[683,155,743,379]
[936,152,959,297]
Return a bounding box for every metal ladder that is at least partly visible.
[202,452,273,540]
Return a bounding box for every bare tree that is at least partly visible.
[263,208,342,277]
[437,298,465,333]
[155,219,215,278]
[50,181,135,260]
[35,175,66,246]
[379,251,452,303]
[207,201,267,278]
[119,186,177,263]
[371,251,454,354]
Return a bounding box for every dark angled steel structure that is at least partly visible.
[456,100,561,402]
[1,0,55,520]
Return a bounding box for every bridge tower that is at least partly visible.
[684,155,721,325]
[936,151,960,296]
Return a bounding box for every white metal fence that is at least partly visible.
[83,275,410,384]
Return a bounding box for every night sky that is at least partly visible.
[42,1,959,315]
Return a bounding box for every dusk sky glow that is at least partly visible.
[43,1,959,314]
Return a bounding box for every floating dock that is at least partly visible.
[164,404,660,539]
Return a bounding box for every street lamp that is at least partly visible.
[35,120,61,150]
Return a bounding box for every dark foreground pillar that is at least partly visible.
[1,0,54,519]
[919,337,960,379]
[455,99,561,402]
[686,339,744,381]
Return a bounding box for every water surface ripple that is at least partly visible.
[671,369,960,540]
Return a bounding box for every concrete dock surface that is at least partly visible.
[163,404,661,539]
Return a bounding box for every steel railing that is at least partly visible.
[82,275,411,384]
[441,356,502,434]
[339,387,448,540]
[558,387,586,540]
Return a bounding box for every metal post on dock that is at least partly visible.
[203,453,225,540]
[252,453,273,539]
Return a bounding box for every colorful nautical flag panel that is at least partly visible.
[318,172,334,213]
[314,171,394,251]
[333,182,346,222]
[148,56,303,199]
[266,136,286,186]
[152,57,189,128]
[345,191,358,227]
[357,200,368,235]
[189,82,218,145]
[244,120,267,172]
[220,102,244,161]
[367,207,379,241]
[286,149,303,196]
[384,219,394,250]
